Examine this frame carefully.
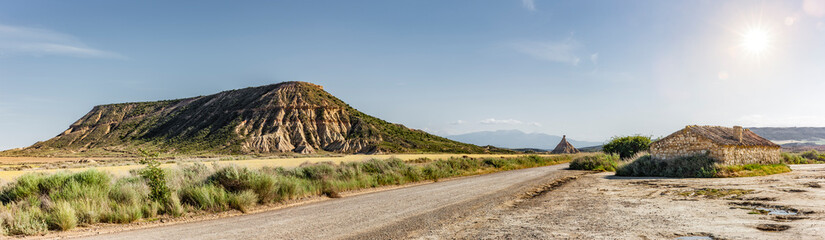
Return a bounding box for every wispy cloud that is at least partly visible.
[521,0,536,11]
[449,120,466,125]
[512,37,582,65]
[590,53,599,64]
[0,24,124,59]
[480,118,523,125]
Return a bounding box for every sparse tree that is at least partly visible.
[602,135,651,159]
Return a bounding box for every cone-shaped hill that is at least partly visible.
[6,82,502,156]
[550,135,579,154]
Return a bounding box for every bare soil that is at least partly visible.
[420,164,825,239]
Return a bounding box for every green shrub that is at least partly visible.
[142,201,160,218]
[163,192,184,217]
[800,150,825,161]
[616,154,716,178]
[716,164,791,177]
[569,154,620,171]
[482,158,511,169]
[374,172,402,186]
[782,151,825,164]
[398,166,421,182]
[603,135,652,159]
[228,190,257,213]
[166,163,212,190]
[275,177,302,201]
[46,201,77,231]
[296,163,336,180]
[781,152,809,164]
[7,208,48,235]
[109,179,147,206]
[209,166,278,203]
[69,199,105,225]
[179,184,229,212]
[140,158,171,205]
[102,203,142,224]
[616,154,791,178]
[0,170,110,204]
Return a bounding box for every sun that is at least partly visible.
[740,27,771,55]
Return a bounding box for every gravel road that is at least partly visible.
[77,163,584,240]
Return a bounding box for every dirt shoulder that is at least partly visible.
[420,164,825,239]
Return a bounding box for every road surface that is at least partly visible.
[77,163,583,240]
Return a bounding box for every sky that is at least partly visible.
[2,0,825,150]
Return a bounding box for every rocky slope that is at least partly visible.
[5,82,496,156]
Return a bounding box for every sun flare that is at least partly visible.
[740,27,770,55]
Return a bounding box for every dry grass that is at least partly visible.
[0,154,532,182]
[715,164,792,178]
[677,188,754,199]
[0,154,571,236]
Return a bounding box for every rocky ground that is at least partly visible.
[419,164,825,239]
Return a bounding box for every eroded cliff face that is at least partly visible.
[17,81,485,156]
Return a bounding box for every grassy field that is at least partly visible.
[0,154,529,183]
[0,154,576,236]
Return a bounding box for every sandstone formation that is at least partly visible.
[8,82,492,156]
[550,135,579,154]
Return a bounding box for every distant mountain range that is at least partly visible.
[749,127,825,142]
[444,130,603,150]
[749,127,825,151]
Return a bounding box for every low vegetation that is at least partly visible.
[677,188,753,199]
[602,135,651,159]
[781,150,825,164]
[0,155,571,236]
[569,154,621,171]
[715,164,792,177]
[615,154,791,178]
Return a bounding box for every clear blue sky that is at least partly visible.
[2,0,825,150]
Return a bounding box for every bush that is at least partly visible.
[179,184,229,212]
[7,208,48,235]
[275,177,302,201]
[781,152,808,164]
[70,199,105,225]
[616,154,791,178]
[46,201,77,231]
[800,150,825,161]
[616,154,717,178]
[109,179,148,206]
[228,190,257,213]
[569,154,620,171]
[603,135,652,159]
[209,166,277,203]
[0,170,110,204]
[139,158,171,205]
[142,201,160,218]
[782,150,825,164]
[163,193,184,217]
[102,203,142,224]
[716,164,791,177]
